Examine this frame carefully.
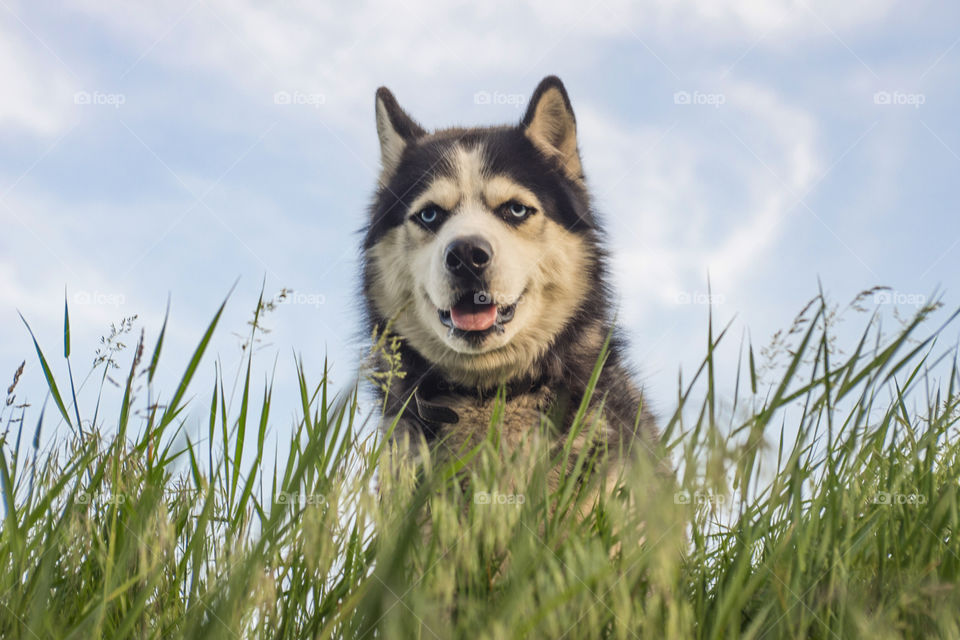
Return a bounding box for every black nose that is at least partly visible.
[444,236,493,276]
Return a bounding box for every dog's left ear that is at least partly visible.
[522,76,583,180]
[375,87,426,184]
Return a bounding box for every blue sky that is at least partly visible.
[2,0,959,442]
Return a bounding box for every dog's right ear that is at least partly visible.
[522,76,582,181]
[375,87,425,184]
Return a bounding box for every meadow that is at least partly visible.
[1,288,959,639]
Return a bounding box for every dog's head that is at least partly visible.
[364,76,602,387]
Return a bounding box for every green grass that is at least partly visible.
[2,287,959,639]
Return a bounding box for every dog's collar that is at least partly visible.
[413,389,459,426]
[409,373,551,427]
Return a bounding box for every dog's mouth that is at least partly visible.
[437,292,517,339]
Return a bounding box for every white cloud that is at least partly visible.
[1,0,947,426]
[650,0,896,38]
[0,17,76,135]
[63,0,897,134]
[581,80,820,319]
[7,0,829,330]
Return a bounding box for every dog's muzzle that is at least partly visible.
[436,235,519,340]
[437,290,518,339]
[444,235,492,283]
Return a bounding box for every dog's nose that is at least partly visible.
[444,236,492,276]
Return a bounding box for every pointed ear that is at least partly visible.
[522,76,582,180]
[375,87,426,184]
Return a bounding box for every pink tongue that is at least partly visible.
[450,302,498,331]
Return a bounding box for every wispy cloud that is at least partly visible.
[1,0,957,416]
[0,18,76,135]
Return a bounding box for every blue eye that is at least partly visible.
[419,207,440,224]
[507,202,530,218]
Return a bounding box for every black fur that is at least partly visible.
[364,126,593,250]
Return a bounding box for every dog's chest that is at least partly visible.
[425,388,555,454]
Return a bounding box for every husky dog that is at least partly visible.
[363,76,659,478]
